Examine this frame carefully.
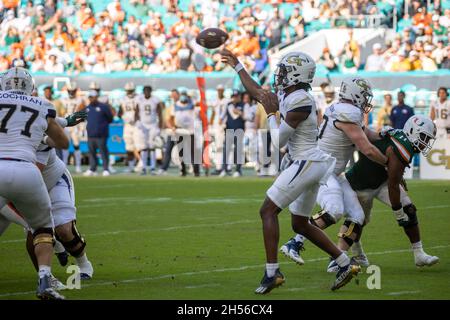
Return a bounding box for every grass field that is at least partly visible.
[0,176,449,300]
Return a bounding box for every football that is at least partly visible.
[195,28,229,49]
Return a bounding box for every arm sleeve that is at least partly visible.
[268,116,295,150]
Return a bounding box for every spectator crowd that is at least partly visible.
[0,0,447,78]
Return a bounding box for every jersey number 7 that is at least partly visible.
[0,104,39,137]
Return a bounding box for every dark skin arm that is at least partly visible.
[157,102,164,129]
[221,49,278,115]
[386,146,406,209]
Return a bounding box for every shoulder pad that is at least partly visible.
[333,103,363,125]
[284,90,314,112]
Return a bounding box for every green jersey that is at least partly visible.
[346,130,415,190]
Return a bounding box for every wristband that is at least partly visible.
[42,136,49,145]
[234,63,244,73]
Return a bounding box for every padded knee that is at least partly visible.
[338,220,362,247]
[310,210,336,228]
[33,228,54,246]
[402,204,418,228]
[56,221,86,257]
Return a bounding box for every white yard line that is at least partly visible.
[386,290,421,296]
[0,244,448,298]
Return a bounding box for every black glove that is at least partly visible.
[66,111,87,127]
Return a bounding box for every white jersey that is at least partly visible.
[277,89,326,160]
[136,94,160,128]
[61,96,84,116]
[0,91,55,163]
[431,99,450,130]
[36,145,66,190]
[318,102,364,175]
[243,103,258,130]
[120,94,138,125]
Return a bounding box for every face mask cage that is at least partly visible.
[273,64,289,91]
[361,92,373,114]
[414,132,435,156]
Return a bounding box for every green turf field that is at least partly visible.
[0,177,449,300]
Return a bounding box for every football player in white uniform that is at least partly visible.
[429,87,449,139]
[0,112,94,284]
[0,67,69,299]
[209,84,229,173]
[280,77,388,267]
[135,86,164,175]
[119,82,139,173]
[242,92,259,169]
[61,82,85,173]
[221,50,361,293]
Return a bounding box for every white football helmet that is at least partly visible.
[403,114,436,156]
[1,67,35,95]
[339,77,373,113]
[274,52,316,91]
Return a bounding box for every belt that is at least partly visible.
[0,158,29,162]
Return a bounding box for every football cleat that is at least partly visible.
[36,274,65,300]
[56,251,69,267]
[255,269,285,294]
[331,263,361,291]
[49,274,67,291]
[352,254,370,267]
[415,253,439,267]
[280,238,305,265]
[79,260,94,280]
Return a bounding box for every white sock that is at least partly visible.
[128,159,135,170]
[412,241,424,255]
[53,240,65,254]
[76,253,88,266]
[141,151,148,170]
[335,252,350,267]
[150,150,156,170]
[38,265,51,278]
[74,150,81,168]
[352,241,364,256]
[265,263,279,277]
[294,234,306,243]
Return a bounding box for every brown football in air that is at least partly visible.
[195,28,229,49]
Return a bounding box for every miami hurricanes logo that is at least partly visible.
[413,117,425,126]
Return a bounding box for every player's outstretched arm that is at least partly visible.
[220,49,278,115]
[338,122,387,166]
[46,117,69,149]
[364,127,382,142]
